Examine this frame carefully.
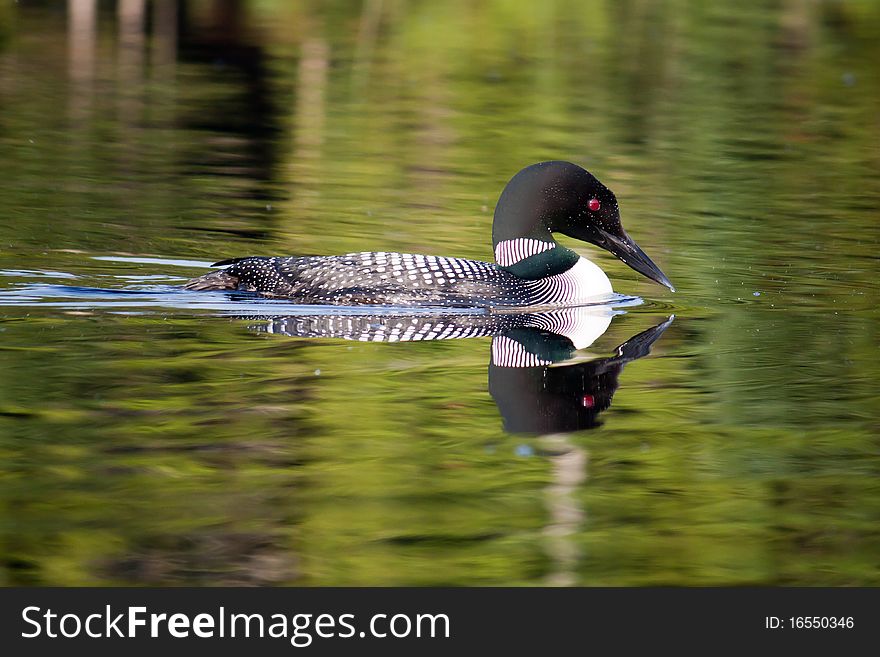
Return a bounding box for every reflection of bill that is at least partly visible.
[251,308,672,435]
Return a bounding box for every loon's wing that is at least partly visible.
[274,252,517,306]
[186,253,521,307]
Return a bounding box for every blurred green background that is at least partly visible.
[0,0,878,585]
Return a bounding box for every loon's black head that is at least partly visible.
[492,161,674,291]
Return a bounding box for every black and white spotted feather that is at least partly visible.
[185,250,612,309]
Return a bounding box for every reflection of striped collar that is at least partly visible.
[494,238,556,266]
[491,335,553,368]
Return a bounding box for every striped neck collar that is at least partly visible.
[494,238,556,266]
[494,240,579,280]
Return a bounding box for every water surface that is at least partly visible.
[0,1,878,586]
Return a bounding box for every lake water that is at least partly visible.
[0,1,878,586]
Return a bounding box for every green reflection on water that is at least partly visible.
[0,1,878,586]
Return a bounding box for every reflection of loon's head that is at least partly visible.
[489,316,673,435]
[489,353,620,434]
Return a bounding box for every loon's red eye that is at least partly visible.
[588,198,601,212]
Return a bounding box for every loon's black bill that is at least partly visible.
[599,230,675,292]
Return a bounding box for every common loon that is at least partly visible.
[185,161,674,307]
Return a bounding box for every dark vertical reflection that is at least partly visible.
[149,0,178,149]
[151,0,178,78]
[177,0,284,233]
[117,0,146,124]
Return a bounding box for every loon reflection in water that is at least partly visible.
[250,307,673,435]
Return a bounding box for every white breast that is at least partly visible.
[563,257,614,298]
[523,257,613,306]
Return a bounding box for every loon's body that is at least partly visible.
[192,250,612,308]
[186,161,673,307]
